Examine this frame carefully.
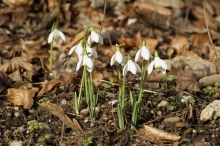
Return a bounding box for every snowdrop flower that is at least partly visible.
[135,40,151,61]
[86,46,98,58]
[123,59,141,76]
[148,51,167,74]
[110,44,124,66]
[76,55,94,72]
[68,43,84,57]
[87,29,103,46]
[48,28,66,44]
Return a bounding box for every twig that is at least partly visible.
[203,1,218,58]
[93,78,163,95]
[60,122,65,146]
[184,0,194,23]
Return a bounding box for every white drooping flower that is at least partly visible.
[87,30,103,46]
[48,29,66,44]
[135,46,151,61]
[148,51,167,74]
[86,46,98,58]
[110,44,124,66]
[123,60,141,76]
[76,55,94,72]
[68,44,84,57]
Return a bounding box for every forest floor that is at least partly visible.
[0,0,220,145]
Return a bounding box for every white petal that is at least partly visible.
[91,32,100,43]
[87,67,93,72]
[115,52,123,64]
[134,62,141,72]
[110,54,116,66]
[154,57,161,68]
[84,55,94,70]
[135,49,141,62]
[76,57,83,71]
[148,60,155,74]
[58,30,66,41]
[86,46,93,57]
[87,35,92,46]
[97,34,103,44]
[76,44,84,57]
[128,61,137,74]
[92,49,98,58]
[159,67,166,74]
[48,31,54,43]
[123,64,128,76]
[141,46,151,60]
[68,45,77,55]
[159,58,167,70]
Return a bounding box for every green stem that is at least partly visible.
[84,67,89,105]
[49,41,53,70]
[118,64,122,98]
[40,58,45,70]
[122,75,126,109]
[56,0,61,27]
[78,66,86,106]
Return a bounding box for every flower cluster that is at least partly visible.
[68,30,103,72]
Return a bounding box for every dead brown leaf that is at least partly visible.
[0,56,38,74]
[37,79,66,97]
[171,62,201,92]
[140,125,181,145]
[7,88,35,109]
[199,74,220,87]
[3,0,34,8]
[39,102,83,132]
[0,71,12,94]
[134,1,172,18]
[93,70,103,87]
[171,35,189,55]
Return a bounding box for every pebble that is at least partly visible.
[61,99,67,105]
[14,112,20,117]
[157,100,168,107]
[84,118,89,123]
[90,122,95,127]
[163,117,181,123]
[80,109,89,116]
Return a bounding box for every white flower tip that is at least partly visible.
[48,31,54,43]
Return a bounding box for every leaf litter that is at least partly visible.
[0,0,220,145]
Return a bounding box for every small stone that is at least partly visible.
[164,117,181,123]
[61,99,67,105]
[14,106,19,111]
[95,107,99,115]
[192,129,197,134]
[84,118,89,123]
[158,124,164,130]
[14,112,20,117]
[80,109,89,116]
[157,111,162,116]
[157,100,168,107]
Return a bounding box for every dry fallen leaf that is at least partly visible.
[140,125,181,145]
[200,100,220,121]
[171,35,189,55]
[37,79,66,97]
[93,70,103,87]
[7,88,35,109]
[166,56,217,79]
[171,62,201,92]
[0,71,12,94]
[199,74,220,86]
[39,102,83,132]
[3,0,34,8]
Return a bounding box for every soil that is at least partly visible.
[0,0,220,146]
